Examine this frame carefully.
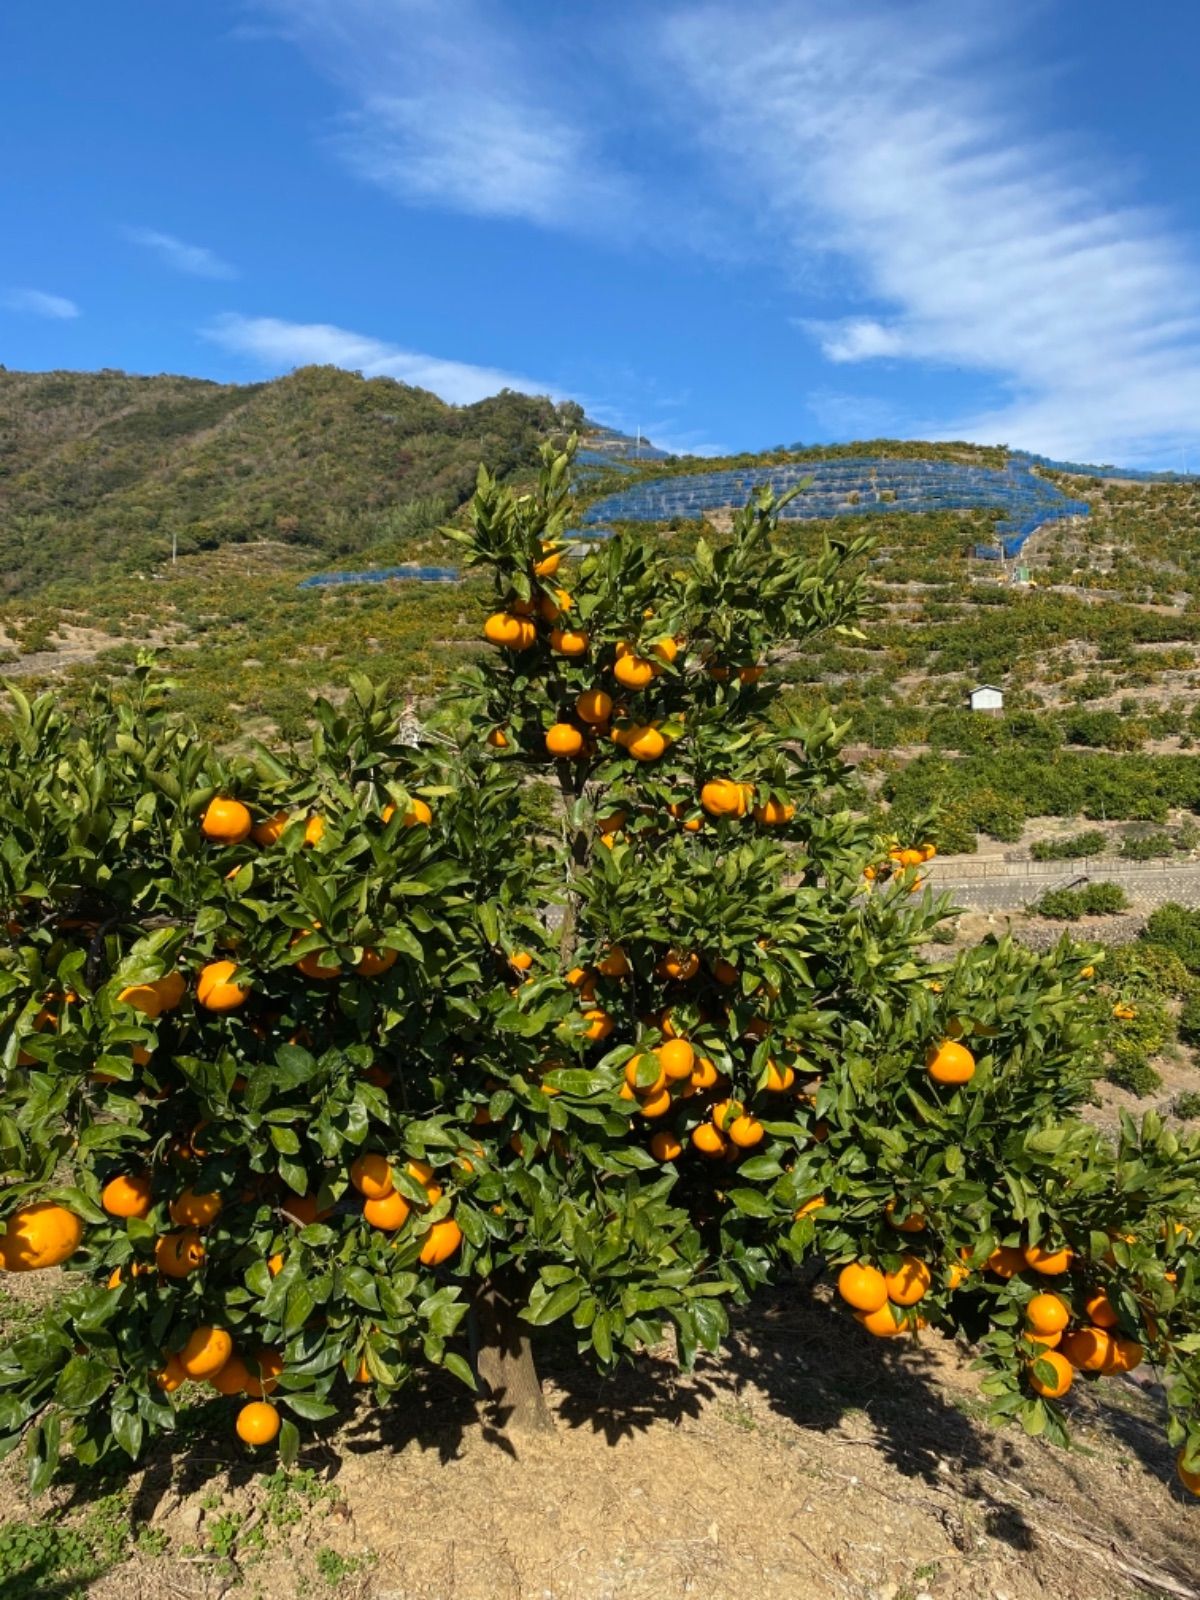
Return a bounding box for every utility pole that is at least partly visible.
[171,530,177,565]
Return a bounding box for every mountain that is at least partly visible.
[0,366,578,593]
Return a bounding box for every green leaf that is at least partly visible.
[282,1393,339,1422]
[55,1357,113,1411]
[521,1281,583,1326]
[442,1353,478,1392]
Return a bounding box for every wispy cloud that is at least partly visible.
[658,0,1200,464]
[123,227,237,279]
[254,0,633,229]
[3,288,80,320]
[203,312,554,405]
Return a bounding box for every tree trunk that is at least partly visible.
[473,1273,555,1434]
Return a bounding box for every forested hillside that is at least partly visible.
[0,365,574,591]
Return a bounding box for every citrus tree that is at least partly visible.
[1,445,1198,1503]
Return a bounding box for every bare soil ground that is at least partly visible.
[2,1275,1197,1600]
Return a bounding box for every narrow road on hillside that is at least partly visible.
[924,859,1200,911]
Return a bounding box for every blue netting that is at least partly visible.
[573,456,1091,559]
[1011,451,1200,484]
[299,565,459,589]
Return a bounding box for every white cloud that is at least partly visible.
[657,0,1200,464]
[203,312,554,405]
[255,0,633,229]
[123,227,237,279]
[3,288,80,319]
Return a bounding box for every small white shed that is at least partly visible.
[968,683,1005,715]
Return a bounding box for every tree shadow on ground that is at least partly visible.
[75,1269,1188,1574]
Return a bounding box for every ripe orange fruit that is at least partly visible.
[985,1245,1025,1279]
[0,1203,84,1271]
[546,723,585,758]
[650,1130,683,1162]
[487,727,509,749]
[1025,1330,1062,1352]
[625,725,666,762]
[1028,1350,1073,1398]
[102,1173,152,1220]
[925,1039,975,1085]
[596,945,630,978]
[649,636,680,665]
[763,1060,795,1092]
[179,1326,233,1380]
[700,779,749,818]
[364,1190,411,1230]
[752,798,796,826]
[117,983,163,1019]
[1103,1335,1144,1374]
[155,1229,205,1278]
[355,946,397,977]
[245,1349,283,1397]
[548,626,589,656]
[534,545,563,578]
[710,1098,736,1132]
[154,1354,187,1393]
[576,688,613,725]
[626,1054,667,1095]
[169,1188,222,1227]
[659,1039,695,1080]
[691,1123,727,1158]
[420,1218,463,1265]
[639,1088,673,1119]
[1060,1326,1116,1371]
[202,797,252,844]
[302,813,325,847]
[857,1303,903,1337]
[660,949,699,981]
[196,959,250,1012]
[712,958,738,986]
[484,612,533,649]
[153,971,187,1011]
[582,1008,613,1042]
[613,646,657,689]
[689,1056,719,1091]
[885,1198,925,1233]
[1026,1293,1071,1336]
[727,1115,764,1149]
[267,1253,285,1276]
[350,1153,395,1198]
[210,1355,251,1396]
[281,1191,329,1226]
[1083,1287,1118,1328]
[837,1262,888,1314]
[946,1262,969,1290]
[251,809,291,845]
[236,1401,281,1446]
[1023,1242,1073,1275]
[1176,1452,1200,1497]
[885,1255,931,1305]
[291,926,342,981]
[737,664,765,684]
[794,1195,826,1221]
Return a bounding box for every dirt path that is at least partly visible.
[5,1279,1196,1600]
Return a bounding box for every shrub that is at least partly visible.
[1173,1092,1200,1120]
[1121,831,1177,860]
[1144,903,1200,971]
[1029,831,1106,862]
[0,446,1198,1501]
[1030,884,1129,919]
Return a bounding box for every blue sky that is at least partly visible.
[3,0,1199,464]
